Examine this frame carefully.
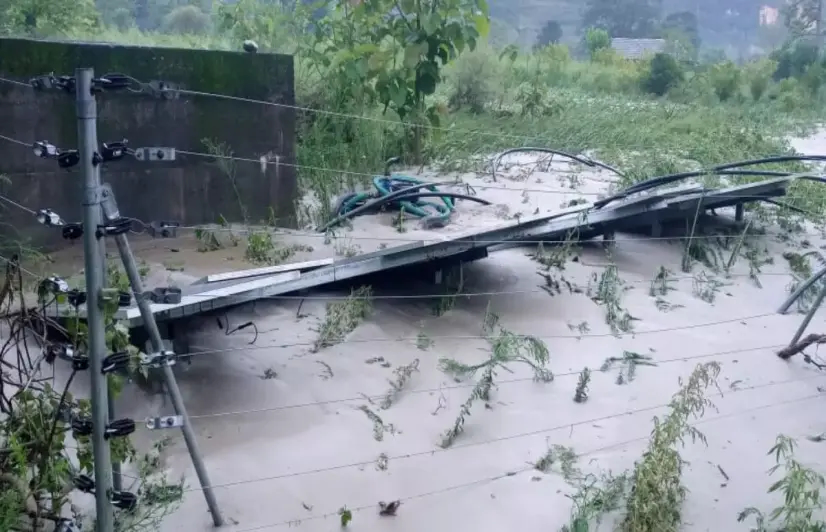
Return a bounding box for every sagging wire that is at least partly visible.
[216,314,259,344]
[0,73,726,153]
[491,147,625,181]
[6,128,826,214]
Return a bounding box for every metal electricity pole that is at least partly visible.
[30,67,223,527]
[76,67,115,531]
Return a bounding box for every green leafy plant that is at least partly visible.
[738,435,826,531]
[642,53,684,96]
[649,266,677,297]
[588,263,635,335]
[380,359,420,409]
[691,271,726,304]
[439,307,552,447]
[0,271,182,531]
[313,286,373,351]
[621,362,721,532]
[574,367,591,403]
[585,27,611,57]
[562,471,630,532]
[535,444,580,480]
[601,351,657,385]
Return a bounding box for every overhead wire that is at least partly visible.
[229,390,824,531]
[0,175,817,308]
[0,132,704,199]
[180,374,826,494]
[1,121,821,205]
[0,161,818,254]
[4,73,826,521]
[0,241,814,308]
[0,75,695,150]
[0,259,786,353]
[184,343,791,421]
[0,341,806,455]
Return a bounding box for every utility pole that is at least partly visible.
[76,67,115,531]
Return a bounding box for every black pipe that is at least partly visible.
[762,198,809,214]
[619,155,826,198]
[592,169,785,209]
[492,147,624,181]
[619,168,792,197]
[714,155,826,171]
[392,192,492,205]
[593,156,826,209]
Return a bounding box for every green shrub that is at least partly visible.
[586,27,611,58]
[446,47,500,113]
[642,53,684,96]
[802,63,826,95]
[771,78,807,112]
[538,43,572,64]
[162,5,211,35]
[745,58,776,101]
[709,61,741,102]
[108,7,135,31]
[773,41,819,80]
[592,47,622,66]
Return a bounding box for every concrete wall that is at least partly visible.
[0,38,296,249]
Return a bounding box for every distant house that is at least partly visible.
[610,38,666,60]
[759,5,779,26]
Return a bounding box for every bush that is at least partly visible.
[162,5,211,35]
[108,7,135,31]
[709,61,741,101]
[744,58,777,101]
[538,43,571,64]
[802,63,826,95]
[641,53,684,96]
[535,20,563,49]
[591,47,623,66]
[770,78,807,112]
[446,47,499,113]
[586,27,611,58]
[773,41,819,80]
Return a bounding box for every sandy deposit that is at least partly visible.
[25,147,826,531]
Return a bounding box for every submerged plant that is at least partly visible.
[313,286,373,351]
[621,362,720,532]
[738,435,826,531]
[439,306,552,447]
[588,263,635,335]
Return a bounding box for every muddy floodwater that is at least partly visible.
[30,144,826,531]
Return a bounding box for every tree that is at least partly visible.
[0,0,99,36]
[162,5,211,34]
[642,52,684,95]
[662,11,700,49]
[0,266,183,531]
[581,0,662,38]
[782,0,821,37]
[534,19,563,49]
[300,0,489,162]
[585,27,611,56]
